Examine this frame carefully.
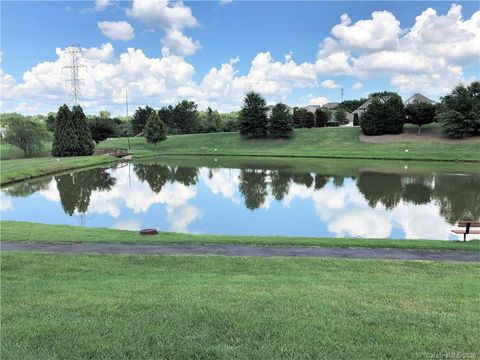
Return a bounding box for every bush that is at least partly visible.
[1,114,51,157]
[239,91,268,138]
[361,92,405,135]
[405,100,436,134]
[326,121,340,127]
[144,111,167,146]
[353,113,360,126]
[438,81,480,138]
[268,103,293,138]
[304,111,315,128]
[292,108,308,128]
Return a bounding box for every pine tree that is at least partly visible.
[268,103,293,138]
[315,108,329,127]
[239,91,268,138]
[52,104,79,157]
[304,111,315,128]
[361,92,405,135]
[144,111,167,147]
[72,105,94,155]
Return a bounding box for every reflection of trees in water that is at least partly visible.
[3,177,52,197]
[332,176,344,188]
[56,168,116,216]
[432,174,480,224]
[292,173,313,188]
[270,170,291,201]
[314,175,329,190]
[133,164,199,193]
[356,172,403,210]
[239,169,268,210]
[172,167,199,186]
[357,171,480,224]
[134,164,171,193]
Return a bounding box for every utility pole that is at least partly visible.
[63,45,86,106]
[125,88,131,150]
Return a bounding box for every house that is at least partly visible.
[351,99,372,118]
[266,104,294,117]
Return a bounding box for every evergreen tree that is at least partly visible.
[438,81,480,138]
[268,103,293,138]
[144,111,167,147]
[159,105,176,134]
[52,104,79,157]
[304,111,315,128]
[405,100,436,134]
[334,107,348,125]
[239,91,268,138]
[360,92,405,135]
[270,170,291,201]
[72,105,94,155]
[292,107,308,128]
[174,100,198,134]
[45,113,56,132]
[239,169,268,209]
[132,106,154,135]
[315,108,329,127]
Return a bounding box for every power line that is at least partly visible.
[63,45,86,106]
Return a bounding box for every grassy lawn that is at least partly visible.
[99,127,480,162]
[1,252,479,359]
[2,221,479,252]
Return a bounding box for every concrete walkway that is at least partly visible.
[1,242,479,262]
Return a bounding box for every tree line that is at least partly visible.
[359,81,479,138]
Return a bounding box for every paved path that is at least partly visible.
[1,242,479,262]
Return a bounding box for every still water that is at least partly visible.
[1,157,479,240]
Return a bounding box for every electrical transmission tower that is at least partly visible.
[340,87,344,102]
[63,45,86,105]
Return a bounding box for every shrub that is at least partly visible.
[239,91,268,138]
[292,107,308,128]
[405,100,436,134]
[268,103,293,138]
[326,121,340,127]
[438,81,480,138]
[361,92,405,135]
[304,111,315,128]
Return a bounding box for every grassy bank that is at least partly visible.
[2,221,479,251]
[2,252,479,359]
[98,127,480,161]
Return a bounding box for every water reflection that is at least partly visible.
[1,159,479,240]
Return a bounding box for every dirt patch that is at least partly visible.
[360,128,480,143]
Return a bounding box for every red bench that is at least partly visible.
[451,221,480,241]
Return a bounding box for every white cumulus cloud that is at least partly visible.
[98,21,135,41]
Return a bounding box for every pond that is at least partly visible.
[1,156,479,240]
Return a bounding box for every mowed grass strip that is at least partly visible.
[2,221,479,252]
[1,252,479,359]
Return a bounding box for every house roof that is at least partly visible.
[404,93,435,104]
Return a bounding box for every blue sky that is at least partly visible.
[1,1,479,115]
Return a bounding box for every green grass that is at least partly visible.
[2,221,479,252]
[2,252,479,359]
[98,127,480,162]
[0,155,122,186]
